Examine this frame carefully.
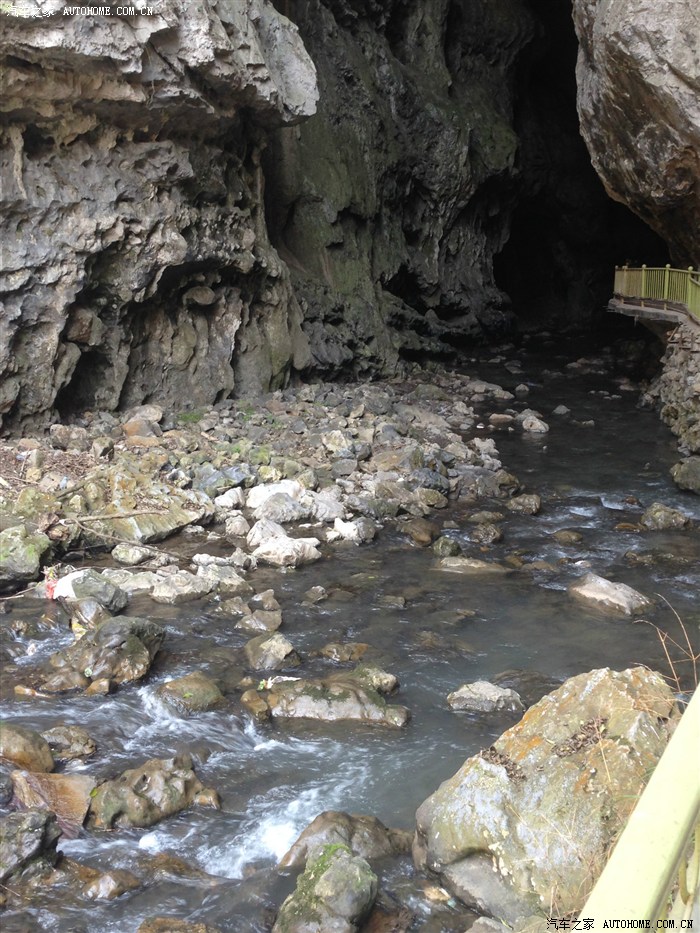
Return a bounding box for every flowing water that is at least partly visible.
[2,340,699,932]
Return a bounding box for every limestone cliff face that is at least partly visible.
[572,0,700,264]
[264,0,533,376]
[0,0,317,431]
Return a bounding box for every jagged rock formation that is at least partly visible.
[573,0,700,265]
[0,0,317,431]
[263,0,534,375]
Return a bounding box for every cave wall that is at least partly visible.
[0,0,317,432]
[262,0,534,377]
[572,0,700,265]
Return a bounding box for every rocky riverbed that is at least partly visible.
[1,339,699,932]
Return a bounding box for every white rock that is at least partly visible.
[214,487,246,510]
[151,571,214,604]
[253,536,322,567]
[568,573,651,615]
[247,519,287,549]
[447,681,524,713]
[246,480,304,511]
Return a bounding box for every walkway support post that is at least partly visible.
[663,263,671,301]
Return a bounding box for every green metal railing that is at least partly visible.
[614,265,700,322]
[579,685,700,928]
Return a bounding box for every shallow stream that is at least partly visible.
[2,340,699,932]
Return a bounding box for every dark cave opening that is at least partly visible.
[494,0,669,335]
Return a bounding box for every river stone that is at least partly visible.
[88,754,220,830]
[552,529,582,545]
[151,571,214,604]
[0,525,51,590]
[319,642,369,663]
[246,480,304,511]
[52,569,128,612]
[640,501,690,530]
[431,535,461,558]
[82,867,141,900]
[235,609,283,633]
[568,572,651,615]
[670,457,700,495]
[469,522,503,545]
[414,667,678,917]
[195,564,252,596]
[11,771,96,829]
[266,676,409,728]
[438,557,509,574]
[0,810,62,883]
[253,535,322,567]
[66,597,113,634]
[506,494,541,515]
[138,921,222,933]
[447,681,524,713]
[244,633,300,671]
[333,517,377,544]
[254,492,312,523]
[41,724,96,762]
[273,843,378,933]
[0,723,54,772]
[101,568,161,596]
[156,671,225,715]
[441,853,530,925]
[280,811,412,869]
[41,616,164,693]
[49,424,90,451]
[403,518,439,546]
[240,688,271,722]
[111,543,154,566]
[224,514,251,538]
[520,414,549,433]
[246,518,287,548]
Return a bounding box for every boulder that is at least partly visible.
[671,457,700,495]
[244,633,300,671]
[40,616,164,693]
[0,723,54,772]
[10,771,96,828]
[88,754,220,830]
[438,557,509,574]
[156,671,225,715]
[151,571,214,604]
[246,518,288,548]
[253,535,322,567]
[82,868,141,900]
[235,609,283,633]
[568,572,650,615]
[506,494,541,515]
[0,810,61,883]
[138,921,222,933]
[52,569,128,612]
[414,667,678,918]
[246,480,304,511]
[447,682,524,713]
[112,544,155,566]
[640,501,690,530]
[280,811,412,869]
[273,843,378,933]
[254,492,312,523]
[195,564,252,596]
[0,525,51,590]
[41,724,96,762]
[333,517,377,544]
[266,673,409,728]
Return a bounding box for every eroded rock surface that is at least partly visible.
[0,1,317,430]
[573,0,700,263]
[414,667,678,918]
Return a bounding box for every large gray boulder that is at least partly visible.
[88,754,219,830]
[414,667,679,919]
[39,616,164,693]
[273,843,378,933]
[573,0,700,262]
[0,525,51,591]
[0,810,61,884]
[279,811,412,869]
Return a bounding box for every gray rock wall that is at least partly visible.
[264,0,534,376]
[572,0,700,265]
[0,0,317,431]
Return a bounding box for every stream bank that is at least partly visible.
[1,338,699,932]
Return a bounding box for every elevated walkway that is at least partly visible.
[609,265,700,329]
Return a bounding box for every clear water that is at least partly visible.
[2,341,698,932]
